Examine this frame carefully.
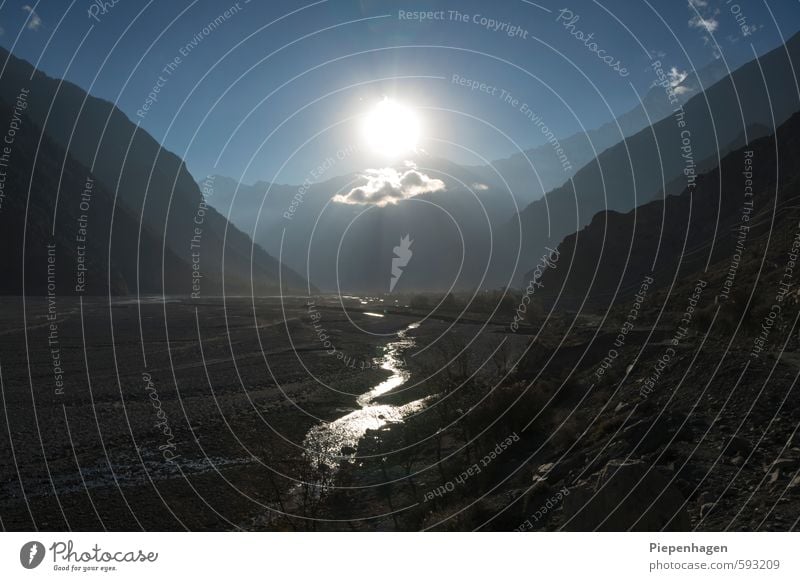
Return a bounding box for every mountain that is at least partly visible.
[0,47,307,295]
[204,38,792,294]
[0,96,186,295]
[466,58,733,202]
[537,109,800,309]
[199,35,798,295]
[516,32,800,285]
[205,153,521,293]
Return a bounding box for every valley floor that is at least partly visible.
[0,295,797,531]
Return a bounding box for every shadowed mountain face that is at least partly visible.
[517,31,800,284]
[0,96,187,295]
[538,110,800,309]
[466,58,734,201]
[0,48,307,296]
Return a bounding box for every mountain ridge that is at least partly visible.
[0,46,309,295]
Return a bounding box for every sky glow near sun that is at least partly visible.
[361,97,421,158]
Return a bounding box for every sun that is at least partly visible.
[361,97,421,158]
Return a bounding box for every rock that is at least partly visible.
[561,459,691,531]
[537,462,555,475]
[724,435,752,456]
[620,415,686,454]
[528,475,551,497]
[768,469,779,485]
[700,502,716,518]
[773,457,798,469]
[697,491,712,505]
[537,456,582,482]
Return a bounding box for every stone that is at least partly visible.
[724,435,752,456]
[700,502,716,518]
[561,459,691,531]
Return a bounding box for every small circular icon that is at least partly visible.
[20,541,45,569]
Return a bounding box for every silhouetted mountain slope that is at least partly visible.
[206,154,521,292]
[660,124,772,198]
[207,36,798,294]
[468,58,732,201]
[0,96,188,295]
[538,110,800,309]
[516,32,800,285]
[0,47,307,295]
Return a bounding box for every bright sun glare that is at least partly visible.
[361,97,421,157]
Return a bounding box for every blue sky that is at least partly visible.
[2,0,799,185]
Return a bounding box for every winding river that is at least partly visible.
[303,322,422,474]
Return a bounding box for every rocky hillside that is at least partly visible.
[0,96,186,294]
[537,110,800,310]
[0,47,307,295]
[514,30,800,287]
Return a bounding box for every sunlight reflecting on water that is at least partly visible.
[303,322,421,472]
